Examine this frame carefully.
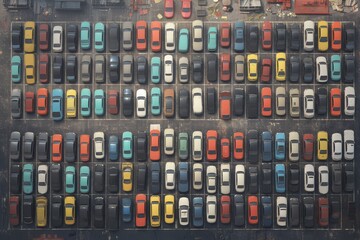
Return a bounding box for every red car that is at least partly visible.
[150,21,162,52]
[221,138,230,160]
[220,195,231,224]
[107,90,119,115]
[303,133,314,161]
[220,53,231,82]
[261,87,272,117]
[318,197,329,227]
[39,54,50,84]
[150,129,160,161]
[80,134,91,162]
[164,0,174,19]
[39,23,50,51]
[247,196,258,225]
[9,196,20,226]
[233,132,244,160]
[37,88,49,116]
[220,23,231,48]
[219,91,231,120]
[136,20,147,51]
[52,134,63,162]
[181,0,192,19]
[330,88,341,117]
[331,22,342,51]
[206,130,218,161]
[262,21,272,50]
[25,91,35,113]
[260,58,272,83]
[135,194,147,227]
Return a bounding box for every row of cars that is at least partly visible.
[12,20,355,54]
[8,194,341,228]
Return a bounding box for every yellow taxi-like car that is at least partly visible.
[24,53,35,85]
[275,52,286,81]
[317,131,328,160]
[247,54,258,81]
[66,89,77,118]
[164,195,175,224]
[24,21,36,53]
[122,162,133,192]
[318,21,329,52]
[36,196,48,227]
[150,195,161,227]
[64,196,76,225]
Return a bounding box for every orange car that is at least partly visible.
[330,88,341,117]
[221,138,230,160]
[220,53,231,82]
[219,91,231,120]
[247,196,258,225]
[135,194,147,227]
[206,130,218,161]
[80,134,90,162]
[52,134,63,162]
[150,21,162,52]
[220,23,231,48]
[331,22,342,51]
[150,129,160,161]
[136,20,147,51]
[37,88,49,116]
[261,87,272,117]
[233,132,244,160]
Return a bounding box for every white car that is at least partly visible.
[220,163,230,194]
[303,89,315,119]
[303,20,314,51]
[164,128,175,155]
[165,22,176,52]
[206,165,217,194]
[275,87,286,116]
[165,162,176,190]
[193,163,203,190]
[136,89,147,118]
[276,196,287,227]
[289,131,300,161]
[53,25,63,52]
[206,195,217,224]
[332,133,342,161]
[316,56,328,83]
[178,197,190,226]
[164,55,174,83]
[304,164,315,192]
[192,20,204,52]
[235,164,245,193]
[38,165,48,194]
[93,132,105,160]
[192,131,203,161]
[289,88,300,118]
[344,86,355,116]
[179,57,189,83]
[192,88,203,115]
[318,165,329,194]
[344,130,354,160]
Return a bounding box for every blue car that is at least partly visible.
[207,27,218,52]
[52,88,64,121]
[80,88,91,117]
[234,21,245,52]
[94,89,105,116]
[108,135,119,161]
[178,28,189,53]
[65,166,76,194]
[80,21,91,50]
[178,162,189,193]
[261,131,272,162]
[11,56,22,83]
[275,164,285,193]
[275,132,285,160]
[330,55,341,81]
[261,196,272,227]
[150,87,161,116]
[122,197,132,223]
[94,22,105,52]
[23,163,34,194]
[192,197,203,227]
[79,166,90,193]
[151,57,161,84]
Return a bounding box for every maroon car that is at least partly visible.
[25,91,35,113]
[260,58,272,83]
[9,196,20,226]
[39,23,50,51]
[318,197,329,227]
[108,90,119,115]
[303,133,314,161]
[39,54,50,84]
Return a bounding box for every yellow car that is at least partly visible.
[64,196,76,225]
[317,131,328,160]
[24,53,35,85]
[164,195,175,224]
[24,21,36,53]
[150,195,161,227]
[247,54,258,81]
[318,21,328,52]
[36,196,48,227]
[66,89,77,118]
[122,162,133,192]
[275,52,286,81]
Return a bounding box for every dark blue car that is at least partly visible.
[193,197,204,227]
[122,197,132,223]
[108,135,119,161]
[261,196,272,227]
[275,164,286,193]
[262,131,272,162]
[178,162,189,193]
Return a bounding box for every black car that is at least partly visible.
[207,87,217,114]
[247,86,258,119]
[261,163,272,194]
[206,54,218,82]
[11,89,22,119]
[107,196,119,229]
[150,162,161,194]
[136,56,147,84]
[344,163,354,192]
[233,195,245,226]
[9,131,21,161]
[289,197,300,227]
[66,55,77,83]
[179,89,189,118]
[53,55,64,83]
[122,88,134,117]
[303,57,313,83]
[12,23,23,52]
[193,58,204,83]
[233,88,244,116]
[64,132,77,162]
[51,195,63,227]
[331,163,342,193]
[136,131,147,161]
[288,164,299,193]
[289,56,300,82]
[108,23,120,52]
[66,24,78,52]
[248,166,258,193]
[316,87,327,115]
[275,23,286,51]
[303,197,314,228]
[108,166,119,193]
[330,196,341,223]
[78,195,90,228]
[289,24,300,51]
[247,130,258,163]
[94,164,105,193]
[261,196,272,228]
[94,197,105,228]
[37,132,49,162]
[23,132,35,160]
[10,164,21,194]
[344,55,355,83]
[51,164,62,192]
[137,163,147,191]
[109,55,120,83]
[247,25,259,53]
[343,23,355,52]
[23,195,34,225]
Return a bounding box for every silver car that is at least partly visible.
[318,165,329,194]
[192,131,203,161]
[234,55,245,82]
[304,164,315,192]
[316,56,328,83]
[206,195,217,224]
[276,196,287,227]
[164,128,175,155]
[192,20,203,52]
[289,88,300,118]
[235,164,245,193]
[303,20,314,51]
[53,25,63,52]
[178,197,190,226]
[220,163,230,194]
[288,131,300,161]
[206,165,217,194]
[275,87,286,116]
[122,22,133,50]
[165,162,176,190]
[37,165,48,194]
[123,55,133,83]
[81,55,92,83]
[344,86,355,116]
[344,130,354,160]
[193,163,203,190]
[165,22,176,52]
[179,57,189,83]
[192,88,203,115]
[303,89,315,119]
[331,133,342,161]
[94,55,105,83]
[164,55,174,83]
[136,89,147,118]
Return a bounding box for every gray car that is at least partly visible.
[37,132,49,162]
[9,131,21,160]
[178,57,189,83]
[94,55,105,83]
[64,132,77,162]
[11,89,22,119]
[23,132,35,160]
[123,55,133,83]
[81,55,92,83]
[122,22,133,51]
[234,55,245,82]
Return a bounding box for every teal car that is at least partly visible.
[11,56,22,83]
[65,166,76,194]
[178,132,189,160]
[81,21,91,50]
[178,28,189,53]
[122,131,133,160]
[79,166,90,193]
[52,88,64,121]
[207,27,218,52]
[151,87,161,116]
[94,22,105,52]
[151,57,161,83]
[94,89,105,116]
[23,163,34,194]
[331,55,341,81]
[81,88,92,117]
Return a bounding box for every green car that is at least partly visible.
[151,87,161,116]
[80,166,90,193]
[207,27,218,52]
[178,132,189,160]
[151,57,161,84]
[65,166,76,194]
[331,55,341,81]
[122,131,133,160]
[178,28,189,53]
[94,22,105,52]
[11,56,22,83]
[23,163,34,194]
[81,88,91,117]
[94,89,105,116]
[81,21,91,50]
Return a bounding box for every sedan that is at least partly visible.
[136,89,147,118]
